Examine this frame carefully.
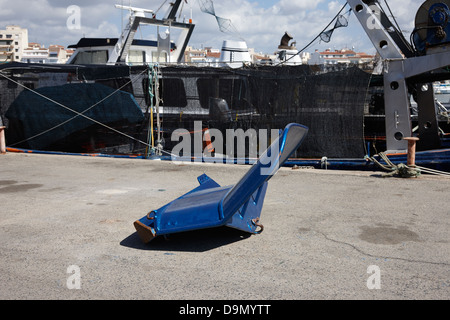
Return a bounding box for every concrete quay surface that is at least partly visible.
[0,152,449,300]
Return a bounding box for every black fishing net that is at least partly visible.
[197,0,241,38]
[0,63,371,158]
[243,65,370,158]
[0,63,147,152]
[157,64,372,158]
[198,0,215,15]
[319,12,350,43]
[320,30,334,43]
[335,14,349,28]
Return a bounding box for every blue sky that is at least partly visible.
[0,0,426,56]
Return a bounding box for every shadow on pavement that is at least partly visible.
[120,226,252,252]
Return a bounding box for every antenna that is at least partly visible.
[114,4,154,18]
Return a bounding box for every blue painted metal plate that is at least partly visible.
[134,123,309,243]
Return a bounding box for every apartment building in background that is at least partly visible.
[21,43,73,64]
[22,42,50,63]
[0,25,28,63]
[309,48,375,66]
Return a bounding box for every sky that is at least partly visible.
[0,0,427,55]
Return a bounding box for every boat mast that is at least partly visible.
[165,0,184,21]
[111,1,195,64]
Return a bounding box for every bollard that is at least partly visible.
[403,137,419,166]
[0,126,6,154]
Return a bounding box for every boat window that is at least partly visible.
[197,78,247,110]
[159,78,187,108]
[156,51,168,63]
[143,77,187,108]
[70,50,108,64]
[128,50,146,65]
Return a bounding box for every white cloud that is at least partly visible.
[278,0,324,13]
[0,0,430,55]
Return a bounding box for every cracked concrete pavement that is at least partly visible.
[0,152,449,299]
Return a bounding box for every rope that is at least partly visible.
[1,65,191,160]
[274,3,350,66]
[363,72,374,157]
[1,67,180,159]
[153,63,163,156]
[414,165,450,177]
[0,69,183,158]
[0,67,149,147]
[146,65,157,157]
[154,0,168,15]
[369,152,421,178]
[369,152,450,178]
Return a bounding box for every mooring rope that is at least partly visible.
[414,165,450,177]
[369,152,421,177]
[0,66,189,160]
[369,152,450,178]
[0,68,150,147]
[146,65,157,157]
[274,3,350,66]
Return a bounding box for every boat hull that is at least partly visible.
[0,63,449,171]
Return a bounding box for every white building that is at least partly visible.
[0,25,28,63]
[308,48,374,66]
[184,43,256,67]
[21,43,50,64]
[300,52,310,64]
[48,45,71,64]
[21,43,72,64]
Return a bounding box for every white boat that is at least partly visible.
[433,81,450,94]
[218,40,252,68]
[66,2,256,69]
[67,2,194,65]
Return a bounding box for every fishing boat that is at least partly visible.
[0,0,449,173]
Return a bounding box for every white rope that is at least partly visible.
[370,152,450,177]
[414,165,450,177]
[1,68,182,159]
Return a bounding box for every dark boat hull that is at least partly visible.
[1,63,449,171]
